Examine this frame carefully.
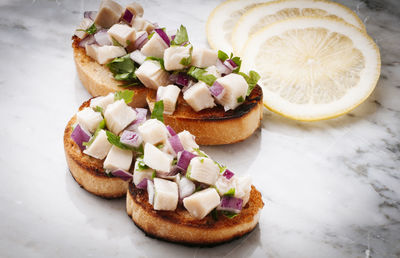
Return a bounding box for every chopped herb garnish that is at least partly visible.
[145,56,165,70]
[171,25,189,46]
[111,36,123,47]
[156,143,164,149]
[151,100,164,122]
[187,66,216,86]
[77,23,97,35]
[200,158,204,164]
[148,31,155,40]
[218,50,229,61]
[179,45,193,66]
[193,148,208,157]
[151,171,156,179]
[94,106,103,113]
[114,90,134,104]
[237,96,244,103]
[82,119,106,147]
[172,159,178,165]
[239,70,261,96]
[222,211,238,219]
[107,54,139,82]
[217,50,242,73]
[137,159,149,171]
[106,130,143,154]
[224,188,235,197]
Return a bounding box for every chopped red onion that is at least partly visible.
[166,125,176,136]
[71,124,91,150]
[216,59,231,75]
[126,108,148,131]
[177,151,197,172]
[209,81,225,100]
[217,196,243,213]
[94,29,112,46]
[147,180,155,205]
[120,130,142,148]
[224,59,238,71]
[157,169,179,180]
[170,35,176,41]
[223,169,234,179]
[136,178,148,189]
[122,9,133,24]
[78,34,96,48]
[168,166,181,176]
[155,28,170,46]
[84,11,97,20]
[176,73,190,87]
[180,41,189,46]
[111,169,133,181]
[182,80,195,93]
[169,135,184,154]
[133,31,148,50]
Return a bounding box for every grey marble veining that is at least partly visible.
[0,0,399,257]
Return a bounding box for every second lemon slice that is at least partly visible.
[232,0,366,54]
[241,17,380,121]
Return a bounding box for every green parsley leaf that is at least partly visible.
[151,171,156,179]
[156,143,164,149]
[218,50,229,61]
[151,100,164,122]
[145,56,165,70]
[231,56,242,73]
[107,54,138,82]
[179,45,193,66]
[237,96,244,103]
[200,158,204,164]
[211,209,219,221]
[187,66,217,86]
[239,70,261,96]
[222,211,239,219]
[148,31,155,40]
[114,90,134,104]
[118,81,140,88]
[111,36,123,47]
[171,25,189,46]
[77,23,97,35]
[137,158,149,171]
[193,148,208,158]
[106,130,143,153]
[94,106,103,113]
[82,119,106,147]
[224,188,235,197]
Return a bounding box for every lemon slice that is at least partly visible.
[232,0,366,54]
[241,17,380,121]
[206,0,269,54]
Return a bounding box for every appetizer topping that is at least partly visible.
[156,85,180,115]
[168,135,184,155]
[90,93,115,112]
[75,18,94,39]
[94,0,123,29]
[222,169,235,179]
[131,17,155,34]
[183,81,216,112]
[143,143,172,172]
[177,130,198,151]
[153,178,178,211]
[103,145,133,171]
[111,169,133,181]
[135,60,170,89]
[91,45,127,65]
[147,180,155,205]
[183,188,220,220]
[107,24,136,48]
[120,130,142,148]
[217,196,243,214]
[77,107,103,133]
[140,32,168,58]
[138,119,168,144]
[104,99,137,135]
[209,81,225,101]
[94,29,112,46]
[164,45,192,71]
[133,158,154,187]
[84,11,97,21]
[178,177,195,200]
[186,157,219,185]
[214,73,248,111]
[125,2,144,20]
[176,150,196,172]
[136,178,148,189]
[130,50,146,65]
[191,48,218,68]
[71,124,91,150]
[83,129,112,159]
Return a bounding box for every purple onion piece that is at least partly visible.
[136,178,148,189]
[84,11,97,20]
[166,125,176,136]
[177,151,197,172]
[209,81,225,100]
[126,108,148,131]
[170,35,176,41]
[176,73,190,87]
[222,169,235,179]
[155,28,170,47]
[78,34,96,48]
[180,41,189,46]
[224,59,238,70]
[217,196,243,213]
[168,165,181,176]
[133,32,148,50]
[71,124,91,150]
[120,130,142,148]
[169,135,184,154]
[94,29,111,46]
[169,73,179,83]
[111,169,133,181]
[216,59,232,75]
[122,9,133,24]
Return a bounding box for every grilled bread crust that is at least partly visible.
[126,183,264,246]
[63,100,129,198]
[72,37,149,108]
[147,85,263,145]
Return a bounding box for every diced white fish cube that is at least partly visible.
[179,177,195,199]
[85,44,99,61]
[143,143,172,172]
[103,145,133,171]
[130,50,147,65]
[107,24,136,48]
[187,157,219,185]
[215,73,248,111]
[76,107,103,133]
[94,0,123,29]
[153,178,178,211]
[104,99,137,135]
[83,129,112,159]
[163,45,192,71]
[235,175,252,206]
[131,17,155,34]
[138,119,168,145]
[135,60,170,90]
[75,18,93,39]
[183,188,220,219]
[96,45,127,65]
[156,85,180,115]
[183,81,215,112]
[205,65,221,78]
[133,158,155,187]
[126,2,144,18]
[147,180,155,205]
[90,93,115,112]
[215,175,236,196]
[191,48,218,68]
[177,130,198,151]
[140,33,168,59]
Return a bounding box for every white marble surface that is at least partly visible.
[0,0,399,257]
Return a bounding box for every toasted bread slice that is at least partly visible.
[126,182,264,245]
[72,37,149,108]
[147,85,263,145]
[63,99,129,198]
